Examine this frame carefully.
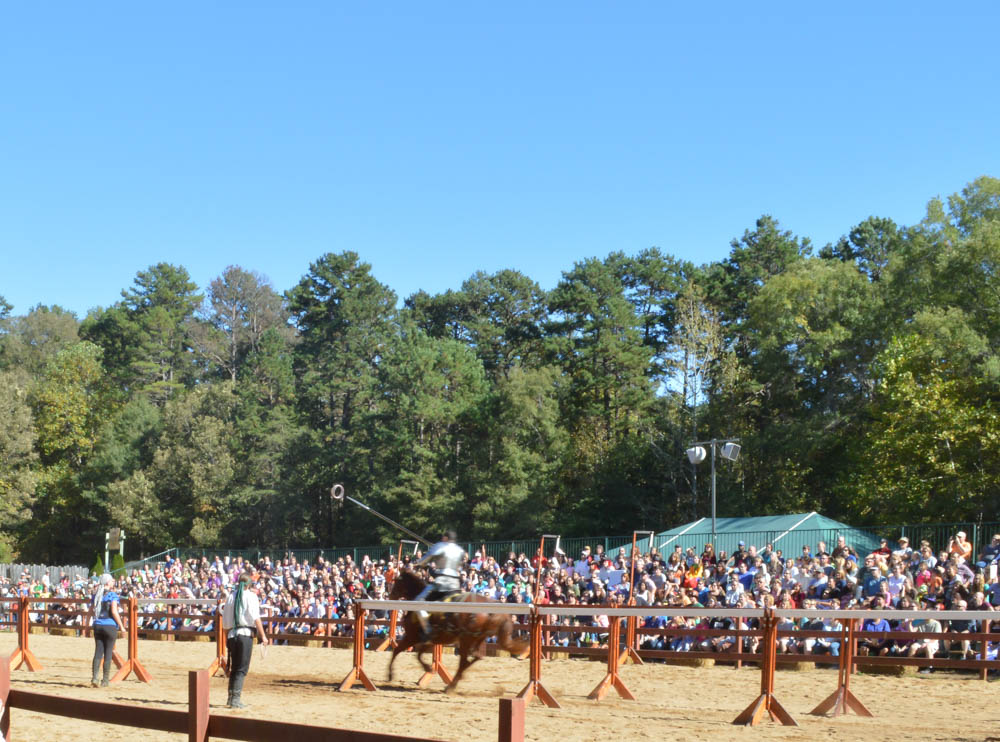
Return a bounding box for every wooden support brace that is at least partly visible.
[373,609,399,652]
[588,616,636,702]
[809,619,872,717]
[338,608,377,692]
[517,613,560,708]
[111,599,152,684]
[10,597,42,673]
[619,614,644,665]
[207,600,228,678]
[733,609,797,727]
[417,642,454,688]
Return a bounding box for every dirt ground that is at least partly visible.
[1,633,996,742]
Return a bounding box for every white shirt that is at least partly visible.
[223,587,261,638]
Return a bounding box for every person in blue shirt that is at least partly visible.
[91,573,126,687]
[858,596,892,655]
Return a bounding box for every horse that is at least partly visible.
[386,570,529,691]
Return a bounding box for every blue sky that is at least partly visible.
[2,4,998,318]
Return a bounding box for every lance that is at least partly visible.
[330,483,432,547]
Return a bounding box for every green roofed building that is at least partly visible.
[628,512,882,561]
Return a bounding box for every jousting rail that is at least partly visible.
[346,600,1000,727]
[3,595,998,729]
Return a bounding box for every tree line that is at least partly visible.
[2,176,999,564]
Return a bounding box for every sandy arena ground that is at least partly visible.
[1,633,996,742]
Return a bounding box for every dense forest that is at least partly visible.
[2,177,999,563]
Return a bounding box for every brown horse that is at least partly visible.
[386,570,528,691]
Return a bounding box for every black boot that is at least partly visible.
[228,674,248,709]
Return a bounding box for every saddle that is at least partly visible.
[426,591,467,634]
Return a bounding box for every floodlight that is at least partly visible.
[720,442,741,462]
[686,446,707,465]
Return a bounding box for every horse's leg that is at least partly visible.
[389,619,419,681]
[446,637,474,693]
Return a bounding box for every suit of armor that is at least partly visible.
[413,539,466,637]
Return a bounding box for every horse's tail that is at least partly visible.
[497,616,530,659]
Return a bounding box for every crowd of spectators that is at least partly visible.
[2,530,999,670]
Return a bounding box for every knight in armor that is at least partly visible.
[413,530,466,640]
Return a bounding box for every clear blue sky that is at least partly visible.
[3,3,998,318]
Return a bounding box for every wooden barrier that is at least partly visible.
[112,599,152,684]
[8,597,42,673]
[732,608,796,727]
[207,600,228,678]
[338,607,376,692]
[0,654,525,742]
[516,613,559,708]
[588,615,635,701]
[809,618,872,718]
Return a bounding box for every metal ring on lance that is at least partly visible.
[331,483,345,501]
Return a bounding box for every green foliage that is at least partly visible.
[91,554,104,576]
[110,552,125,575]
[4,176,1000,558]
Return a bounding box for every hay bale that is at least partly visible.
[49,627,78,637]
[778,661,815,672]
[665,658,715,669]
[30,627,46,635]
[288,637,324,648]
[858,663,913,677]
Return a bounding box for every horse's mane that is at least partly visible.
[392,569,427,599]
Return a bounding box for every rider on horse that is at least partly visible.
[413,530,466,640]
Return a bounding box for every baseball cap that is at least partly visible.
[738,541,745,547]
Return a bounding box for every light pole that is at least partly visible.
[685,439,740,543]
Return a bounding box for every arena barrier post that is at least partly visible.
[9,597,43,673]
[338,606,376,692]
[1,652,11,740]
[732,607,796,726]
[620,615,643,665]
[498,697,525,742]
[373,608,399,652]
[188,670,209,742]
[516,611,560,708]
[620,530,651,666]
[809,618,872,718]
[417,642,454,689]
[207,600,228,678]
[588,615,635,702]
[111,599,152,684]
[980,618,992,681]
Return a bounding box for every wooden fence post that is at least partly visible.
[516,611,559,708]
[588,615,635,701]
[1,652,10,740]
[498,697,525,742]
[111,599,152,684]
[337,607,376,691]
[207,600,228,678]
[188,670,209,742]
[9,597,42,673]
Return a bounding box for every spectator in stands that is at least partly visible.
[910,603,943,673]
[893,537,913,561]
[949,531,974,564]
[977,535,1000,571]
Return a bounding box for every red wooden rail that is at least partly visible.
[0,653,525,742]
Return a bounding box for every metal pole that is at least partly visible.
[710,439,717,543]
